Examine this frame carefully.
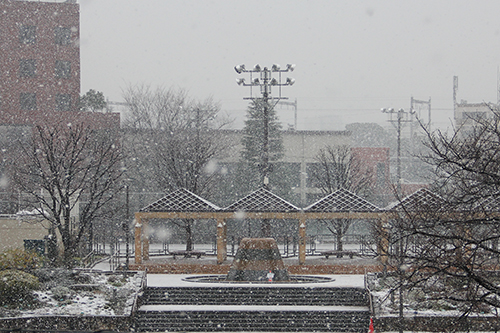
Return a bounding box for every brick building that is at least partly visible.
[0,0,83,124]
[351,147,391,205]
[0,0,120,217]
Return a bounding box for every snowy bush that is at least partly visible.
[0,269,40,306]
[50,286,74,301]
[0,249,44,271]
[107,274,127,287]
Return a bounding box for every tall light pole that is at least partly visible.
[235,64,295,238]
[121,184,131,270]
[125,184,130,270]
[235,63,295,189]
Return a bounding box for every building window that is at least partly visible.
[19,59,36,77]
[56,94,72,111]
[19,25,36,44]
[55,60,71,78]
[20,93,37,110]
[54,26,72,46]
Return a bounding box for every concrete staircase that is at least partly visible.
[135,285,371,332]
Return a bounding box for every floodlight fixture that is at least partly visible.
[234,64,246,74]
[233,62,296,197]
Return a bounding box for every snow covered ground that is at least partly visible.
[0,270,145,318]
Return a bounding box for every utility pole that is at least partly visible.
[235,64,295,237]
[410,96,431,132]
[381,108,414,198]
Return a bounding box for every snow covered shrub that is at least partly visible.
[0,269,40,306]
[0,249,44,271]
[107,274,127,287]
[50,285,74,301]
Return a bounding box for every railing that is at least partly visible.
[81,250,95,268]
[364,270,376,317]
[130,271,147,315]
[109,250,120,271]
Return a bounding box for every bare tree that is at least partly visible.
[388,107,500,319]
[422,109,500,204]
[309,145,373,252]
[122,85,231,251]
[11,123,124,267]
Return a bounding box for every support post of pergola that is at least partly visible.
[379,214,389,266]
[298,215,307,265]
[134,217,142,264]
[216,217,227,264]
[142,218,150,262]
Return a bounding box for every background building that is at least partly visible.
[0,0,120,219]
[0,0,81,124]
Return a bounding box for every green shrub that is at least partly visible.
[0,249,44,271]
[0,269,40,306]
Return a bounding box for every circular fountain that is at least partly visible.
[184,238,334,284]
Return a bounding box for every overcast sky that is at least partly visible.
[79,0,500,131]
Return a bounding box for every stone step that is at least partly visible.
[135,308,370,332]
[142,286,368,307]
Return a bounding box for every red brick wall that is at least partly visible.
[0,0,81,121]
[351,147,428,204]
[351,147,391,204]
[351,147,390,188]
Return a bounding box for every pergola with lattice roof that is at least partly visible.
[472,193,500,212]
[134,187,393,265]
[386,188,447,212]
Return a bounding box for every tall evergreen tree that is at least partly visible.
[240,98,285,237]
[240,98,284,188]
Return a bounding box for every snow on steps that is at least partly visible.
[135,283,370,332]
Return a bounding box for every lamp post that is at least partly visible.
[234,63,295,189]
[235,64,295,238]
[125,184,130,270]
[121,183,130,270]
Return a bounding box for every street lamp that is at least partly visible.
[234,63,295,188]
[120,178,132,271]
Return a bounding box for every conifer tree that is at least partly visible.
[240,98,284,188]
[240,98,285,237]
